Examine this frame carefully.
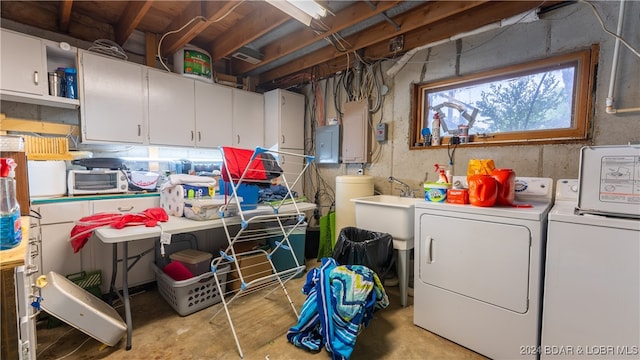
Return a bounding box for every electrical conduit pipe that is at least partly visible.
[604,0,640,115]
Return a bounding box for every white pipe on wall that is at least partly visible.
[602,0,640,115]
[606,0,626,114]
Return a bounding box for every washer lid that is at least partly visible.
[549,203,640,231]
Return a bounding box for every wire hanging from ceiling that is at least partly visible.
[156,1,245,72]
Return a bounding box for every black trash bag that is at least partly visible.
[332,227,395,280]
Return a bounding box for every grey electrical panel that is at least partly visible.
[315,124,340,164]
[342,100,370,163]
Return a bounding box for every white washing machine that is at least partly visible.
[414,177,553,360]
[541,179,640,359]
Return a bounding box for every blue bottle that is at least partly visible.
[64,68,77,99]
[1,158,22,251]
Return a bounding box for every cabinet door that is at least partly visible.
[265,89,304,149]
[80,51,146,144]
[232,89,264,148]
[34,201,91,278]
[148,69,196,147]
[92,197,160,293]
[195,81,232,148]
[40,223,85,277]
[0,29,46,96]
[280,90,305,149]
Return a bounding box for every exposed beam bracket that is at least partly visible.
[380,12,401,31]
[364,1,400,31]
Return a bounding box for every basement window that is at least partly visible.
[411,46,598,148]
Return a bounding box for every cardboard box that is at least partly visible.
[227,253,272,292]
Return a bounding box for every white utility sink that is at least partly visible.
[351,195,421,244]
[351,194,422,308]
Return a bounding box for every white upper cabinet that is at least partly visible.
[0,29,45,95]
[195,81,233,148]
[147,68,196,147]
[232,89,264,148]
[1,29,78,108]
[79,50,146,144]
[264,89,305,150]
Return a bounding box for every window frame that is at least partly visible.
[410,45,599,149]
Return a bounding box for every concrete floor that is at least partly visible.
[35,261,487,360]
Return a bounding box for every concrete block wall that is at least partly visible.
[306,1,639,212]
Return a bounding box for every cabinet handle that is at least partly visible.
[118,206,134,212]
[281,135,285,144]
[198,131,201,142]
[33,71,39,85]
[425,236,434,264]
[137,125,141,136]
[191,131,195,141]
[236,135,240,144]
[281,95,285,106]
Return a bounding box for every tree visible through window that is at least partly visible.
[411,46,597,148]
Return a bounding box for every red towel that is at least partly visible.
[69,207,169,253]
[163,260,194,281]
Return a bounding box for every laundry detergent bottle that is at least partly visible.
[1,158,22,250]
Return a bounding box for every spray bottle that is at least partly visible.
[1,158,22,250]
[431,112,441,146]
[434,164,449,184]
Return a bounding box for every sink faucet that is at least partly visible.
[388,176,415,198]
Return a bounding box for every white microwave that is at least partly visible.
[68,169,129,195]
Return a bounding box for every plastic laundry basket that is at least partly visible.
[153,262,230,316]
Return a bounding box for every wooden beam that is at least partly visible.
[161,1,244,57]
[279,1,561,85]
[115,0,154,45]
[145,32,157,67]
[258,0,490,84]
[233,0,401,75]
[59,0,73,32]
[0,114,80,137]
[365,1,562,60]
[209,4,289,61]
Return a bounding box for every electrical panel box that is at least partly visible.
[315,124,340,164]
[341,100,370,163]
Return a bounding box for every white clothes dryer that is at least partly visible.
[414,177,554,360]
[541,179,640,359]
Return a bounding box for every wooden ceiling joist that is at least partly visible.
[115,0,154,45]
[59,0,73,32]
[258,0,490,85]
[232,0,401,75]
[208,4,289,61]
[161,1,244,57]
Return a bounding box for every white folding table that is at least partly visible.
[93,202,316,350]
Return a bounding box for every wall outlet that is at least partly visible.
[389,36,404,52]
[375,123,387,142]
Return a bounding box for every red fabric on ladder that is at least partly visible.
[220,147,268,183]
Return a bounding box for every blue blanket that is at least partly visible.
[287,257,389,359]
